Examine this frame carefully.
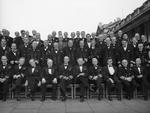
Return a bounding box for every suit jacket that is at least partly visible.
[14,36,24,48]
[118,44,134,62]
[0,64,12,79]
[26,66,41,79]
[49,48,63,67]
[73,65,88,78]
[88,65,102,77]
[102,65,118,81]
[41,47,51,66]
[7,50,21,65]
[63,47,76,65]
[62,38,69,48]
[27,47,42,63]
[75,47,88,61]
[118,66,134,79]
[2,36,13,47]
[102,44,116,66]
[42,66,57,79]
[132,65,145,80]
[19,44,31,62]
[87,47,100,60]
[0,46,10,58]
[13,65,27,78]
[59,64,73,77]
[135,49,147,64]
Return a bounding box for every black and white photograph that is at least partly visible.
[0,0,150,113]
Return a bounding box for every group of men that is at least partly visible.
[0,29,150,102]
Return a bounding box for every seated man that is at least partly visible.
[133,58,147,100]
[103,57,121,101]
[0,56,12,101]
[73,58,91,102]
[118,59,136,100]
[25,59,41,101]
[41,59,58,101]
[59,56,73,101]
[88,58,103,100]
[144,50,150,100]
[11,57,27,101]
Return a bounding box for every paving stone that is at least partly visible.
[0,99,150,113]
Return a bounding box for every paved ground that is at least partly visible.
[0,99,150,113]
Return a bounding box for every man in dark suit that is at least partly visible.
[144,50,150,100]
[102,57,121,101]
[118,59,136,100]
[88,58,103,100]
[59,56,73,101]
[116,30,123,47]
[1,29,13,47]
[41,40,52,67]
[133,58,147,100]
[86,39,100,67]
[7,43,21,67]
[81,31,87,42]
[102,38,116,66]
[75,40,88,63]
[51,31,59,43]
[74,31,80,48]
[27,41,42,66]
[0,56,12,101]
[0,38,10,62]
[135,43,147,66]
[14,30,25,48]
[11,57,26,101]
[50,42,63,70]
[41,59,58,101]
[117,39,134,66]
[63,32,69,48]
[19,37,31,66]
[25,59,41,101]
[73,58,89,102]
[63,40,76,65]
[70,32,75,40]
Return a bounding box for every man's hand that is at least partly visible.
[137,74,143,78]
[52,78,57,84]
[120,76,125,80]
[59,75,63,79]
[24,80,28,86]
[126,77,132,82]
[15,60,18,64]
[0,78,5,83]
[93,76,98,80]
[38,81,41,86]
[10,61,14,64]
[42,78,46,84]
[69,75,73,79]
[98,74,102,78]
